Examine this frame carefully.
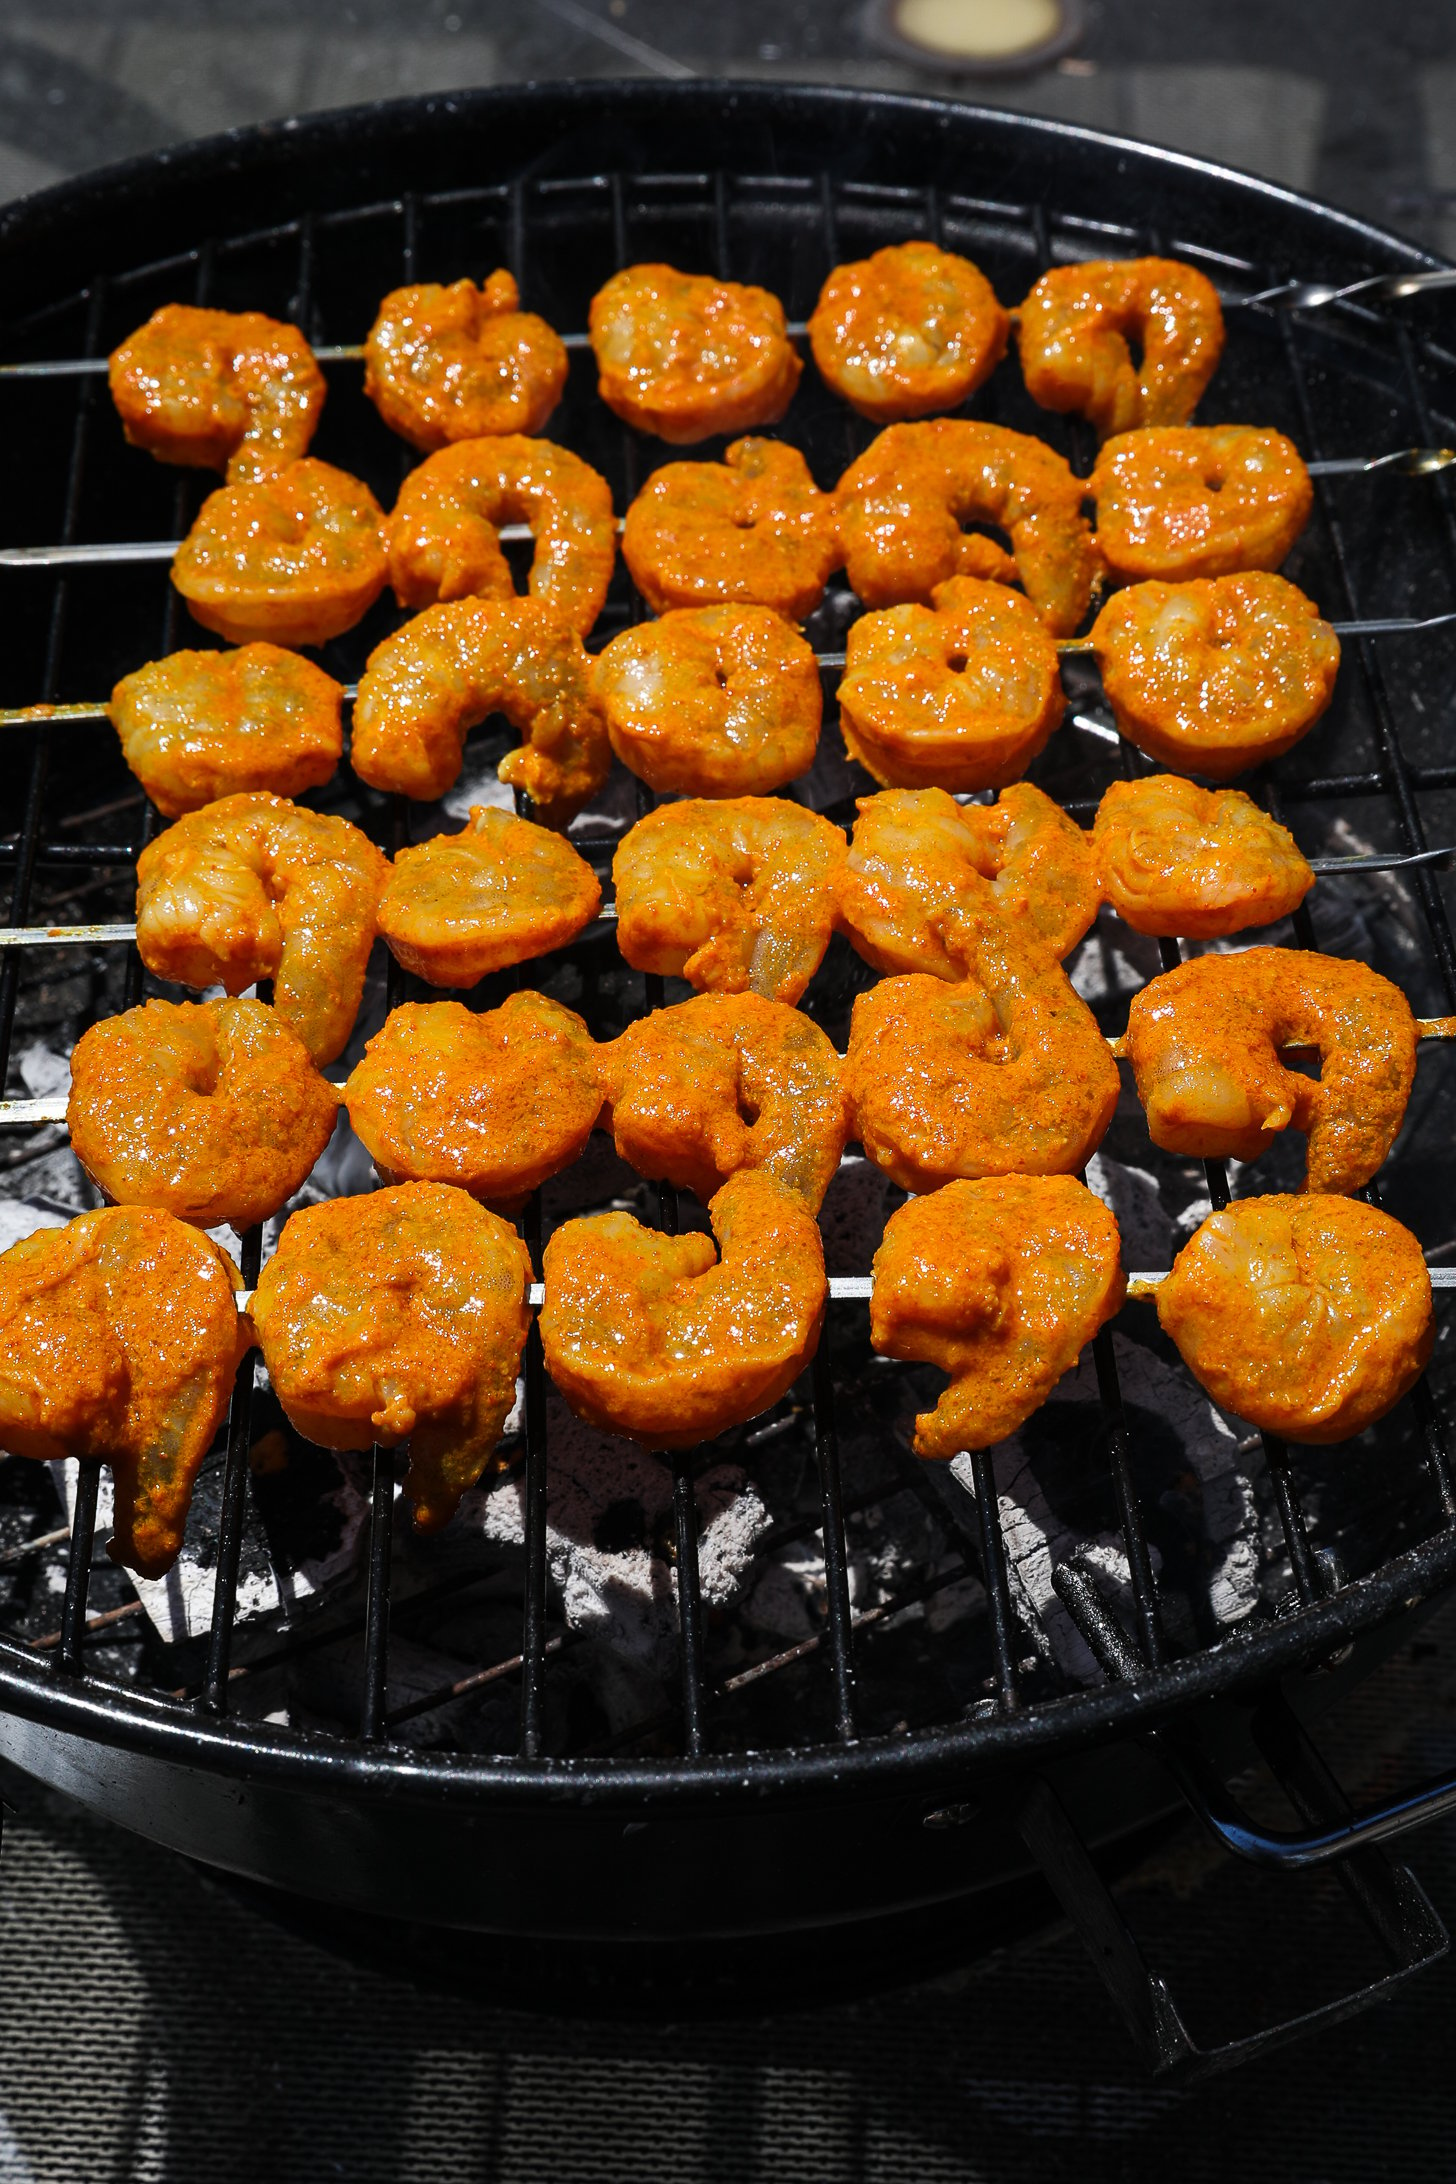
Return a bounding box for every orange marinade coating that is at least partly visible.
[808,240,1009,422]
[1090,425,1313,583]
[0,1205,247,1577]
[589,263,802,442]
[871,1174,1125,1457]
[343,995,603,1209]
[251,1181,532,1531]
[622,437,841,620]
[379,805,602,988]
[108,642,344,818]
[1123,946,1418,1193]
[172,458,388,647]
[365,270,568,448]
[1094,776,1315,939]
[1158,1194,1432,1444]
[109,302,325,483]
[68,997,338,1232]
[540,1169,826,1447]
[1016,257,1225,440]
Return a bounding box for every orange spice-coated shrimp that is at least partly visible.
[343,995,603,1210]
[612,796,848,1006]
[384,434,616,636]
[108,303,325,483]
[0,1206,247,1576]
[1095,776,1315,939]
[808,240,1009,422]
[599,992,847,1212]
[364,271,568,448]
[1123,946,1418,1193]
[349,598,610,823]
[378,805,602,988]
[172,458,388,647]
[1091,572,1340,778]
[251,1182,532,1531]
[589,263,802,443]
[871,1175,1125,1457]
[1016,257,1225,440]
[836,576,1065,791]
[134,791,387,1066]
[1090,426,1313,583]
[840,782,1099,975]
[621,437,840,620]
[593,605,822,797]
[108,643,344,818]
[540,1169,826,1446]
[836,419,1099,635]
[1157,1194,1432,1444]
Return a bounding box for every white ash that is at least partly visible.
[16,1039,70,1100]
[1084,1150,1175,1272]
[1066,916,1154,1005]
[0,1198,69,1253]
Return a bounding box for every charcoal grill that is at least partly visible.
[5,81,1456,2079]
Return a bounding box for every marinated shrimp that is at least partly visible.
[600,993,847,1212]
[593,605,822,797]
[871,1175,1125,1457]
[172,458,388,647]
[109,643,344,817]
[349,597,610,822]
[385,434,616,635]
[364,271,568,448]
[1095,775,1315,938]
[540,1170,826,1446]
[1092,572,1340,777]
[1090,426,1313,583]
[1123,946,1418,1192]
[621,437,840,620]
[589,263,802,443]
[134,791,387,1066]
[836,576,1065,791]
[1158,1194,1432,1443]
[68,998,338,1232]
[379,805,602,987]
[840,782,1099,974]
[1016,257,1225,440]
[251,1182,532,1531]
[108,303,325,483]
[808,240,1010,422]
[0,1206,247,1577]
[612,796,848,1006]
[836,419,1099,634]
[344,996,603,1209]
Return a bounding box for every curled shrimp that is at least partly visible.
[1158,1194,1432,1444]
[846,921,1120,1192]
[108,302,325,483]
[1091,572,1340,778]
[1095,776,1315,939]
[588,263,802,443]
[540,1170,825,1447]
[108,642,344,818]
[364,271,568,448]
[379,805,602,988]
[134,790,387,1066]
[612,795,848,1006]
[621,437,840,620]
[840,782,1099,975]
[1122,946,1418,1192]
[385,434,616,636]
[1090,425,1312,583]
[349,597,610,822]
[836,575,1065,791]
[172,458,388,648]
[0,1206,247,1577]
[836,419,1099,635]
[809,240,1009,423]
[871,1175,1125,1458]
[68,997,339,1232]
[1016,257,1225,440]
[593,604,822,797]
[251,1181,532,1531]
[600,992,847,1213]
[343,995,603,1211]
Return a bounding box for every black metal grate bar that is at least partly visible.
[200,1227,263,1711]
[968,1446,1020,1712]
[56,1460,100,1675]
[672,1450,708,1756]
[519,1198,551,1760]
[359,1444,395,1742]
[811,1342,858,1741]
